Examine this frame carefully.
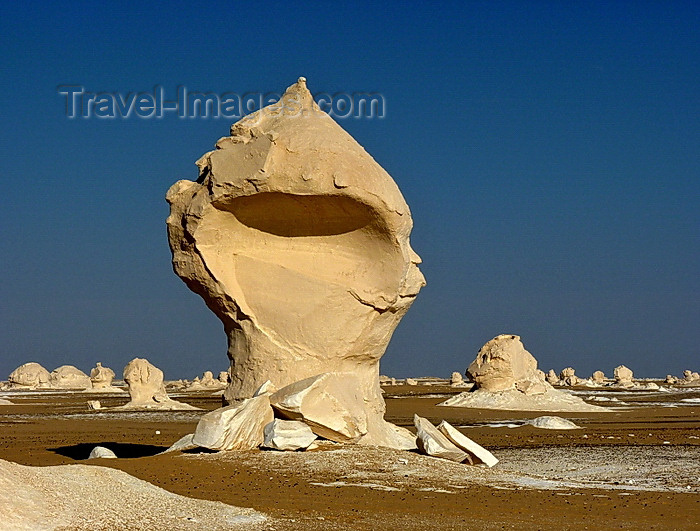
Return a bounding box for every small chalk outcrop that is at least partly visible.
[591,370,605,384]
[613,365,634,388]
[437,420,498,467]
[680,370,700,386]
[558,367,580,387]
[439,335,606,412]
[450,372,465,386]
[193,395,274,451]
[88,446,117,459]
[414,415,471,463]
[89,362,115,388]
[262,419,317,451]
[528,416,581,430]
[545,369,560,385]
[120,358,199,410]
[8,362,51,389]
[49,365,91,389]
[0,398,13,405]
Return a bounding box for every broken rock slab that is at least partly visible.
[437,420,498,467]
[270,372,368,443]
[414,415,471,464]
[193,394,274,451]
[262,419,317,451]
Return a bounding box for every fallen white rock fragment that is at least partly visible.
[194,395,274,451]
[87,400,101,410]
[262,419,317,451]
[270,373,368,443]
[437,420,499,467]
[88,446,117,459]
[414,415,471,463]
[161,433,198,454]
[528,416,581,430]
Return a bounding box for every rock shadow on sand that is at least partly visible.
[49,442,168,460]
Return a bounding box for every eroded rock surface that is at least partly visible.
[440,335,606,412]
[614,365,634,387]
[49,365,91,389]
[166,78,424,420]
[8,362,51,389]
[89,362,116,388]
[120,358,198,410]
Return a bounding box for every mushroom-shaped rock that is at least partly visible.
[50,366,91,389]
[89,362,116,389]
[414,415,471,463]
[166,78,425,416]
[193,395,274,451]
[437,421,498,467]
[121,358,198,410]
[450,372,464,386]
[261,419,317,451]
[8,362,51,389]
[614,365,634,387]
[218,371,230,384]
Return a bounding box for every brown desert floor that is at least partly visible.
[0,385,699,530]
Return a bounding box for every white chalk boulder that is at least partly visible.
[414,415,471,463]
[262,419,317,451]
[437,420,498,467]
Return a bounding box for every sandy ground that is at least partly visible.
[1,383,699,530]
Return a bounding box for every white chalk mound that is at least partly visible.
[8,362,51,389]
[0,458,267,530]
[439,335,607,412]
[50,365,92,389]
[262,419,317,451]
[119,358,199,410]
[88,446,117,459]
[528,416,582,430]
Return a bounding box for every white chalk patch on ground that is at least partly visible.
[309,481,401,492]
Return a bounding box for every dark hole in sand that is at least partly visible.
[49,442,169,460]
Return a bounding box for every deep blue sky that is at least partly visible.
[1,2,698,380]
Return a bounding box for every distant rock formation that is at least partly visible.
[558,367,581,387]
[591,370,605,384]
[49,365,91,389]
[89,362,116,389]
[8,362,51,389]
[165,77,425,443]
[450,372,464,386]
[613,365,634,388]
[439,335,606,412]
[119,358,198,410]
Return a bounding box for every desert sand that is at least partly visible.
[1,382,698,530]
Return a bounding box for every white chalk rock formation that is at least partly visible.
[614,365,634,387]
[49,365,92,389]
[528,416,581,430]
[559,367,580,386]
[89,362,115,388]
[166,77,424,417]
[665,374,677,384]
[261,419,317,451]
[218,371,230,384]
[120,358,198,410]
[8,362,51,389]
[193,394,274,451]
[414,415,471,463]
[88,446,117,459]
[0,398,13,405]
[439,335,606,412]
[87,400,101,410]
[465,335,546,394]
[545,369,560,385]
[591,370,605,384]
[161,433,198,454]
[437,420,498,467]
[0,458,267,529]
[269,372,415,449]
[405,378,418,386]
[450,372,464,386]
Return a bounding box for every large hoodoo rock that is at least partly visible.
[166,78,424,446]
